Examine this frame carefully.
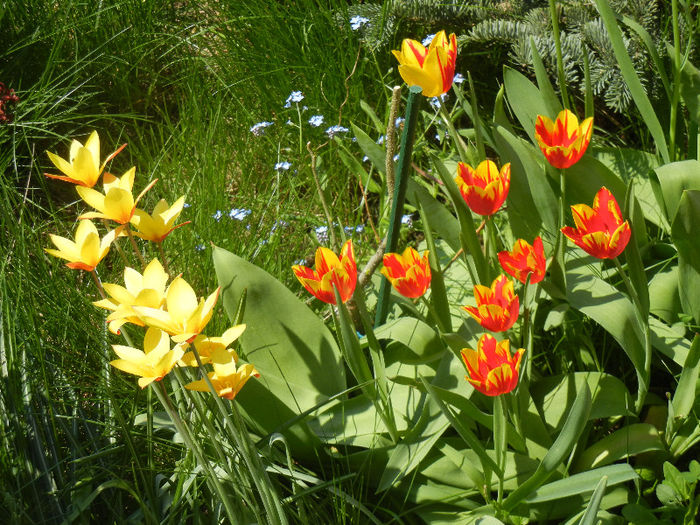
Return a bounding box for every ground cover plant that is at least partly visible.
[2,0,700,523]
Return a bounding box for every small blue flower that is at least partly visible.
[401,214,413,227]
[284,91,304,108]
[183,203,191,209]
[286,119,294,126]
[195,243,205,252]
[350,15,370,31]
[376,134,385,145]
[250,121,274,136]
[395,117,405,128]
[212,210,223,222]
[422,34,436,47]
[453,72,465,84]
[315,225,329,244]
[429,93,448,110]
[229,208,252,221]
[274,161,292,171]
[362,155,369,162]
[326,125,349,138]
[308,115,325,127]
[393,153,400,162]
[293,259,305,266]
[355,224,365,233]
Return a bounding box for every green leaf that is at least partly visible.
[578,475,608,525]
[529,37,563,117]
[351,123,385,174]
[406,178,460,252]
[525,465,635,504]
[337,146,381,193]
[649,266,682,324]
[623,183,650,318]
[653,160,700,223]
[360,99,384,131]
[672,335,700,419]
[503,66,549,143]
[593,0,670,163]
[671,190,700,326]
[212,246,345,452]
[679,57,700,124]
[574,424,665,471]
[564,156,626,212]
[374,317,444,365]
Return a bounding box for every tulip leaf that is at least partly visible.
[679,55,700,125]
[671,189,700,326]
[351,123,386,175]
[623,183,650,318]
[563,156,626,211]
[406,178,460,252]
[337,146,381,194]
[574,424,665,471]
[529,37,562,118]
[671,334,700,419]
[212,246,345,453]
[578,475,608,525]
[649,265,682,324]
[524,465,635,504]
[649,316,690,367]
[653,160,700,223]
[373,317,444,365]
[503,66,550,143]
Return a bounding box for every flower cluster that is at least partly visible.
[0,82,20,123]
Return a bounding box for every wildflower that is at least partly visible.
[185,347,259,401]
[77,167,157,225]
[45,130,126,188]
[284,91,304,108]
[229,208,251,220]
[453,72,465,84]
[422,34,436,47]
[562,187,631,259]
[395,117,405,128]
[350,15,370,30]
[535,109,593,169]
[362,155,370,163]
[429,94,447,110]
[315,225,329,244]
[461,334,525,396]
[134,277,220,343]
[463,274,519,332]
[401,214,413,228]
[195,243,205,252]
[286,119,294,126]
[326,125,349,138]
[93,258,169,334]
[213,210,223,221]
[250,121,273,136]
[381,247,431,298]
[131,196,189,243]
[308,115,325,127]
[0,82,20,123]
[393,154,400,162]
[392,30,457,97]
[183,203,191,209]
[180,324,246,367]
[110,327,186,388]
[292,240,356,304]
[498,237,547,285]
[45,219,118,272]
[455,160,510,216]
[274,161,292,171]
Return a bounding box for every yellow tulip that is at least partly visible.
[392,31,457,98]
[185,347,259,401]
[110,327,186,388]
[45,219,118,271]
[130,196,190,243]
[93,258,170,334]
[180,324,246,367]
[77,167,157,225]
[45,130,126,188]
[133,276,220,343]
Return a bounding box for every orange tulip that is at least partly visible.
[463,274,519,332]
[461,333,525,396]
[497,236,546,284]
[561,186,631,259]
[381,247,431,298]
[455,160,510,216]
[392,31,457,98]
[292,240,356,304]
[535,109,593,169]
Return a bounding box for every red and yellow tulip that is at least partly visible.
[131,196,190,243]
[498,236,547,285]
[392,30,457,98]
[45,130,126,188]
[180,324,246,367]
[463,274,519,332]
[292,240,356,304]
[561,186,631,259]
[45,219,119,272]
[381,247,431,298]
[455,160,510,216]
[535,109,593,169]
[185,347,259,401]
[461,333,525,396]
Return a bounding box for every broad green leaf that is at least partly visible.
[593,0,669,163]
[671,190,700,326]
[493,84,514,134]
[337,146,381,193]
[212,246,345,452]
[653,160,700,223]
[574,424,665,471]
[406,178,460,252]
[672,335,700,419]
[351,123,385,174]
[525,465,635,504]
[649,265,682,324]
[374,317,444,365]
[649,316,690,367]
[623,183,650,317]
[419,202,452,332]
[529,37,563,117]
[503,66,549,143]
[532,373,633,431]
[679,56,700,124]
[359,99,384,131]
[578,475,608,525]
[564,156,626,211]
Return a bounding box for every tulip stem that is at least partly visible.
[484,216,499,278]
[157,242,171,276]
[126,225,147,271]
[307,142,338,250]
[90,270,106,299]
[549,0,570,109]
[438,95,469,163]
[493,395,507,509]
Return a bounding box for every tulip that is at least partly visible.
[455,160,510,216]
[561,186,631,259]
[497,236,546,285]
[77,167,157,225]
[461,333,525,396]
[463,274,519,332]
[292,240,356,304]
[392,30,457,98]
[134,276,220,343]
[45,130,126,188]
[535,109,593,169]
[131,196,190,243]
[381,247,431,298]
[180,325,246,367]
[93,258,169,334]
[185,347,259,401]
[110,327,186,388]
[45,219,118,271]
